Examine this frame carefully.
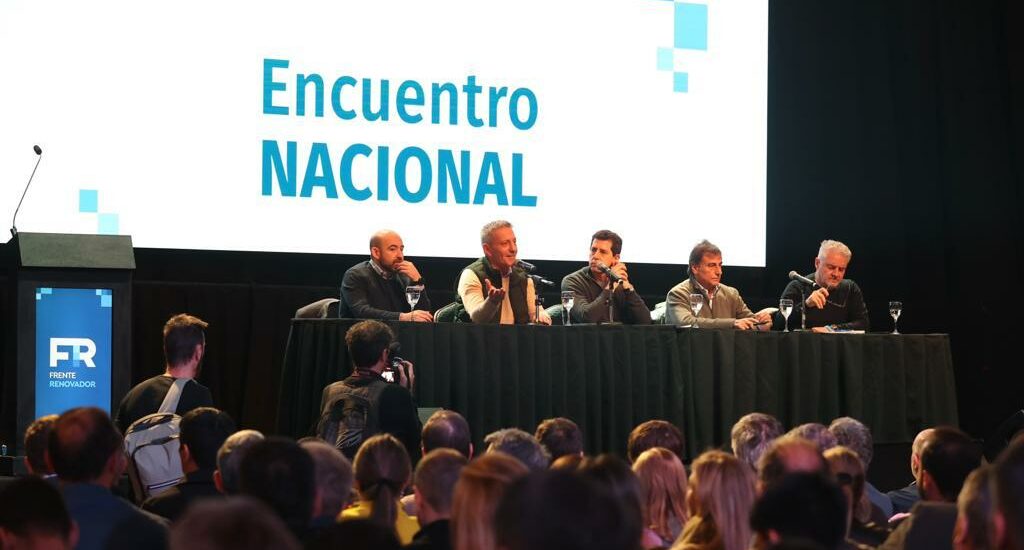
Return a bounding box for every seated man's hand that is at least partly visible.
[400,310,434,322]
[484,279,507,304]
[806,288,829,309]
[395,261,422,282]
[610,262,634,291]
[733,317,758,330]
[811,326,833,333]
[537,308,552,325]
[753,308,774,324]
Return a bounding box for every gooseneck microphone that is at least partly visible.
[598,262,622,283]
[10,145,44,238]
[788,271,816,287]
[516,259,537,273]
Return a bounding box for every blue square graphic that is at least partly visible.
[98,214,119,235]
[674,3,708,51]
[79,190,99,213]
[100,294,112,308]
[674,72,689,93]
[657,48,674,71]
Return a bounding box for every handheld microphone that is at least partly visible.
[598,262,622,283]
[788,271,816,287]
[516,259,537,273]
[10,145,44,238]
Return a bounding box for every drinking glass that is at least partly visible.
[689,294,704,328]
[561,291,575,326]
[780,298,793,332]
[889,301,902,334]
[405,285,423,312]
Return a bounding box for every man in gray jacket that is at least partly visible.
[665,239,773,329]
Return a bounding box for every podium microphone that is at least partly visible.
[788,271,816,287]
[10,145,43,238]
[598,262,622,283]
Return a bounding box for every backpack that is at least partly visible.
[316,378,389,459]
[123,377,189,502]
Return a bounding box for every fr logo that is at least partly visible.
[49,338,97,368]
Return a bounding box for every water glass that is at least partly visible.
[889,301,902,334]
[780,298,793,332]
[561,291,575,326]
[689,294,704,328]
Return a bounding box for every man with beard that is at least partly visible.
[780,239,869,332]
[115,314,214,433]
[340,229,433,321]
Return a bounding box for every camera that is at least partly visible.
[383,341,403,383]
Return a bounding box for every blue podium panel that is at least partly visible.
[34,288,113,417]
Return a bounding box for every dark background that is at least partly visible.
[2,0,1022,449]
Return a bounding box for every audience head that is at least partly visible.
[495,470,642,550]
[757,436,828,493]
[451,452,529,550]
[910,427,936,477]
[578,453,645,544]
[632,447,689,543]
[731,412,784,471]
[414,448,468,522]
[180,407,236,471]
[345,320,395,370]
[0,476,78,550]
[917,426,981,502]
[170,496,300,550]
[827,417,873,470]
[239,437,315,537]
[550,453,586,472]
[992,434,1024,550]
[353,434,412,533]
[163,313,208,371]
[627,420,685,463]
[299,439,354,519]
[422,409,473,458]
[215,429,264,494]
[785,423,837,453]
[306,519,401,550]
[954,465,994,550]
[484,428,550,471]
[681,450,756,550]
[823,446,868,528]
[750,473,848,550]
[48,407,124,485]
[23,414,58,475]
[535,417,584,461]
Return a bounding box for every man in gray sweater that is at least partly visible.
[561,229,651,324]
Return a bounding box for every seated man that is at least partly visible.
[561,230,651,324]
[665,240,773,329]
[340,229,433,321]
[23,414,58,479]
[780,239,869,332]
[457,220,550,325]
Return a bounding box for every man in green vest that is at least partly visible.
[457,220,551,324]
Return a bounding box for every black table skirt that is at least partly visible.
[277,321,958,459]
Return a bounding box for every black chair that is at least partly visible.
[295,298,339,319]
[545,304,565,325]
[434,301,470,323]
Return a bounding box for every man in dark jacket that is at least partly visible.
[340,230,433,321]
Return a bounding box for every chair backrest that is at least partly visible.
[295,298,340,319]
[545,304,565,325]
[650,301,667,324]
[434,301,470,323]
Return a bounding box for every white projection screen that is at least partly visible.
[0,0,768,266]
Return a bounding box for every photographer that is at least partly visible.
[316,320,422,462]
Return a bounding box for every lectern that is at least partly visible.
[1,233,134,463]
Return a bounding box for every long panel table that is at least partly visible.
[277,320,958,459]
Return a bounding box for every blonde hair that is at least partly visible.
[451,452,529,550]
[634,447,689,543]
[352,434,411,536]
[675,450,755,550]
[823,446,871,525]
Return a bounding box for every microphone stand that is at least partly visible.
[527,274,553,324]
[799,287,807,331]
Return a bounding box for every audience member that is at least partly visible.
[535,417,584,461]
[628,420,686,463]
[422,410,473,458]
[115,314,214,433]
[341,434,419,544]
[143,407,235,521]
[551,453,586,472]
[887,428,934,514]
[48,406,167,550]
[214,429,264,494]
[823,446,890,547]
[0,476,78,549]
[300,439,354,529]
[239,437,316,540]
[578,454,653,549]
[953,466,993,550]
[750,473,848,550]
[829,417,893,517]
[451,452,529,550]
[757,436,828,493]
[633,447,689,546]
[990,434,1024,550]
[731,412,784,471]
[495,469,642,550]
[878,426,981,550]
[23,414,58,477]
[408,449,468,550]
[673,450,756,550]
[484,428,550,472]
[170,496,300,550]
[306,519,402,550]
[786,424,838,453]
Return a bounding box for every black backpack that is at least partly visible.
[316,379,389,458]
